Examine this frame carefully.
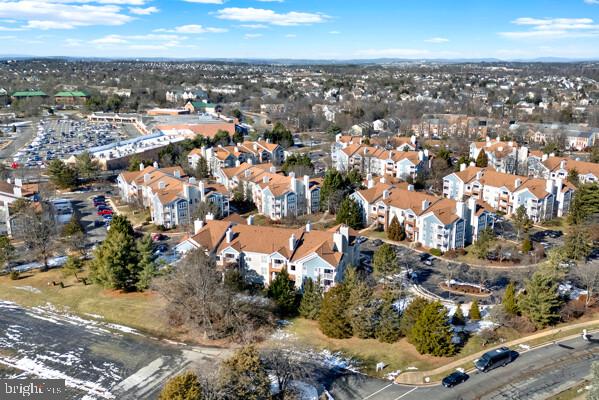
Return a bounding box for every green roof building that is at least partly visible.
[54,90,90,105]
[11,90,48,98]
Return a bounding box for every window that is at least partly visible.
[290,265,296,271]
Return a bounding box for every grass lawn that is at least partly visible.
[0,267,172,337]
[282,318,519,377]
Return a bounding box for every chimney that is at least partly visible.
[498,146,503,152]
[366,173,373,181]
[424,149,429,158]
[468,196,477,221]
[546,179,554,194]
[305,222,311,232]
[289,234,296,251]
[235,160,241,167]
[244,169,251,178]
[173,169,181,178]
[206,212,215,221]
[158,181,166,190]
[303,175,310,198]
[380,176,386,184]
[407,184,415,191]
[476,171,482,180]
[270,166,276,173]
[183,184,190,200]
[368,179,374,189]
[189,177,197,184]
[14,178,22,188]
[199,180,205,201]
[247,158,253,165]
[290,173,297,192]
[143,173,150,184]
[508,141,513,147]
[410,134,416,145]
[139,162,145,171]
[234,146,239,152]
[549,152,555,157]
[253,143,258,151]
[560,160,566,169]
[263,175,269,184]
[422,199,430,211]
[6,178,10,185]
[515,178,522,188]
[193,219,204,234]
[542,153,548,161]
[383,189,389,199]
[247,215,254,225]
[460,163,467,172]
[469,161,475,167]
[418,150,424,161]
[226,228,233,243]
[456,201,465,219]
[153,161,159,168]
[333,226,349,252]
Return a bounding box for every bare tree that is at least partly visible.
[262,348,310,400]
[13,202,58,270]
[572,262,599,308]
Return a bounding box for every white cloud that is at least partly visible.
[0,1,134,30]
[91,34,128,44]
[500,17,599,39]
[241,24,267,29]
[285,33,296,38]
[184,0,224,3]
[244,33,262,39]
[129,6,159,15]
[0,25,25,31]
[355,48,431,58]
[329,30,340,34]
[425,37,449,43]
[257,0,284,2]
[584,0,599,4]
[216,7,329,26]
[154,24,227,33]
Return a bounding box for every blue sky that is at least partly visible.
[0,0,598,59]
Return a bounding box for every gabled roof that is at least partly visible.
[543,157,599,177]
[453,166,526,191]
[514,178,551,199]
[422,198,460,225]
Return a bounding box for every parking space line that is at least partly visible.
[362,383,393,399]
[393,387,417,400]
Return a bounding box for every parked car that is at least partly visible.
[442,371,469,388]
[475,347,514,372]
[151,233,166,241]
[93,219,104,228]
[97,209,113,216]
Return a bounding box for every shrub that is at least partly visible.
[9,270,19,280]
[521,238,533,252]
[430,248,442,257]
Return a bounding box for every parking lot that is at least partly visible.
[12,118,135,168]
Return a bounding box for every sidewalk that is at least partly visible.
[395,318,599,385]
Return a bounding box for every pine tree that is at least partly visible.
[335,197,362,229]
[299,277,323,320]
[564,224,592,261]
[318,284,352,339]
[373,243,398,279]
[375,290,401,343]
[195,156,209,179]
[402,297,431,338]
[89,215,140,291]
[568,183,599,225]
[452,305,465,326]
[62,255,83,281]
[387,216,401,241]
[218,346,270,400]
[136,234,157,291]
[347,280,377,339]
[410,301,456,356]
[475,150,489,168]
[502,282,518,315]
[62,214,84,236]
[469,299,481,321]
[159,371,203,400]
[267,267,297,315]
[519,269,562,328]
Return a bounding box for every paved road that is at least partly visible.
[334,336,598,400]
[0,301,230,399]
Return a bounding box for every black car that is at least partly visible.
[442,371,469,388]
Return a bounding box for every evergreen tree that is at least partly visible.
[318,284,352,339]
[452,305,465,326]
[62,255,83,281]
[267,267,297,315]
[564,224,592,261]
[347,280,377,339]
[335,197,362,229]
[469,299,481,321]
[373,243,398,279]
[567,168,580,186]
[47,159,79,189]
[89,215,140,291]
[74,151,100,180]
[475,150,489,167]
[512,205,533,240]
[0,234,14,270]
[62,214,84,236]
[299,277,323,320]
[218,346,270,400]
[195,156,209,179]
[502,282,518,316]
[387,216,401,241]
[568,183,599,225]
[410,301,456,356]
[471,228,495,259]
[159,371,203,400]
[136,234,157,291]
[401,297,431,338]
[519,268,562,328]
[521,237,533,252]
[320,169,347,212]
[375,290,402,343]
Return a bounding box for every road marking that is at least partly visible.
[393,387,418,400]
[362,383,393,399]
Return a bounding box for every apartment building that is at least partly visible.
[0,178,38,236]
[443,165,574,221]
[469,137,528,174]
[176,218,360,288]
[528,155,599,184]
[216,163,321,220]
[187,140,284,173]
[117,164,229,228]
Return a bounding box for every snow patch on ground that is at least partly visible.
[14,286,41,294]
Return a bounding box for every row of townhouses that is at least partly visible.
[469,137,531,174]
[215,163,322,220]
[176,218,360,289]
[528,154,599,184]
[351,178,494,251]
[187,140,285,174]
[443,165,574,222]
[117,163,230,228]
